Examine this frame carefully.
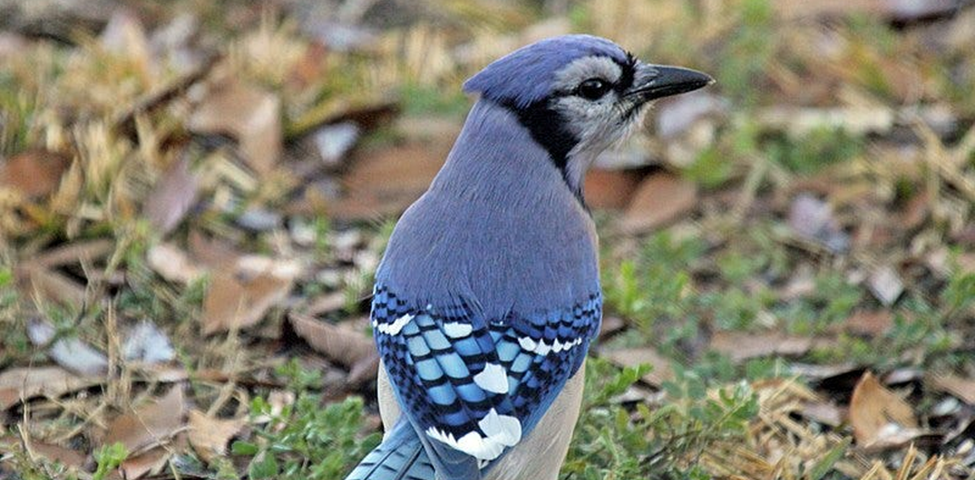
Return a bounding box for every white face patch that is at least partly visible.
[374,313,414,335]
[548,55,646,190]
[443,321,473,338]
[552,56,623,94]
[426,408,522,462]
[473,362,509,394]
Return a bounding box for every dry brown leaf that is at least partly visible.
[0,150,71,199]
[16,266,88,307]
[927,374,975,405]
[201,259,297,335]
[303,292,348,317]
[187,410,245,464]
[836,309,894,337]
[289,312,374,367]
[600,347,674,387]
[772,0,956,21]
[118,435,187,480]
[0,437,87,470]
[598,316,625,339]
[755,106,895,136]
[189,78,281,175]
[28,442,87,469]
[709,331,825,363]
[0,366,102,410]
[799,401,845,427]
[583,168,644,210]
[188,230,240,269]
[147,243,206,284]
[101,386,187,454]
[621,173,698,234]
[31,239,115,269]
[143,156,199,235]
[849,371,919,449]
[329,143,446,220]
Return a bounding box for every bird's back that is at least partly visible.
[377,100,600,320]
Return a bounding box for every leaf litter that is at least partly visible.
[1,0,974,479]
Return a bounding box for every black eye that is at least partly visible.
[576,78,610,100]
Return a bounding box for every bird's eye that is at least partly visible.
[576,78,610,100]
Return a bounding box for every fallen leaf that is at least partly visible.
[0,366,102,410]
[143,156,199,235]
[772,0,957,22]
[118,446,173,480]
[188,230,240,269]
[16,265,88,307]
[755,106,894,136]
[123,319,176,364]
[800,401,845,427]
[101,386,187,454]
[28,442,87,469]
[201,259,297,335]
[289,312,374,367]
[189,78,281,175]
[621,173,698,234]
[235,207,282,232]
[329,143,446,220]
[583,168,644,210]
[27,319,109,376]
[31,239,115,269]
[867,265,904,306]
[927,374,975,405]
[837,309,894,337]
[348,352,382,387]
[655,91,727,139]
[146,243,206,284]
[311,121,360,168]
[0,437,87,470]
[788,194,849,253]
[0,150,71,199]
[302,291,348,317]
[187,410,245,464]
[849,371,920,449]
[598,316,625,339]
[100,9,150,61]
[709,331,825,363]
[601,347,674,387]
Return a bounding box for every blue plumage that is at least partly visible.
[464,34,630,108]
[344,33,712,480]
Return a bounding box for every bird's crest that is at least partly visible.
[463,34,631,108]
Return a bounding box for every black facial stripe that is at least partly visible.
[613,52,637,95]
[499,98,578,173]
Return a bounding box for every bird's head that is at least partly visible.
[464,34,713,194]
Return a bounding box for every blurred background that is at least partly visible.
[1,0,975,479]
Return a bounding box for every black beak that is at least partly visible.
[625,63,714,101]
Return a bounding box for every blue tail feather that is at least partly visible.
[344,418,436,480]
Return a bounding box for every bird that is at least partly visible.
[344,34,712,480]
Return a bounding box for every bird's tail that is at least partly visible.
[345,417,436,480]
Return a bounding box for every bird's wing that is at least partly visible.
[489,292,602,435]
[372,283,602,477]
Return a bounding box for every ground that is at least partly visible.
[1,0,974,479]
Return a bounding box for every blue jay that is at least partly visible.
[345,35,712,480]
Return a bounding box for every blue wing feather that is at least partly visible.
[370,283,601,477]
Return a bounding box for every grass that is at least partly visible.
[1,0,974,479]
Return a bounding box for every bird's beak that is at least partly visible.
[625,62,714,102]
